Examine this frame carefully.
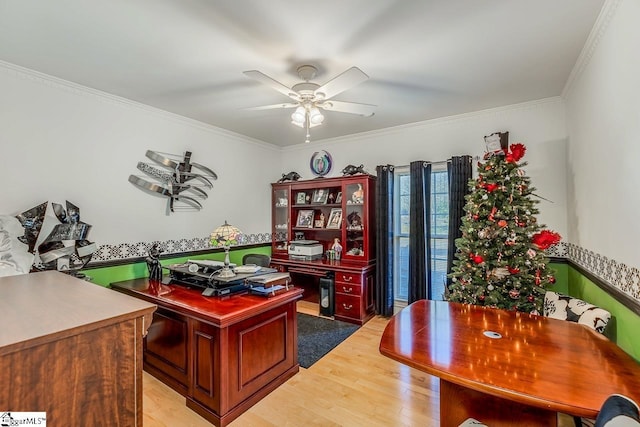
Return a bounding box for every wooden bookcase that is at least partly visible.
[271,174,376,325]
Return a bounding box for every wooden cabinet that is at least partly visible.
[272,175,376,263]
[111,278,303,427]
[0,271,156,427]
[271,175,376,325]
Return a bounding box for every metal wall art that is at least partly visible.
[128,150,217,212]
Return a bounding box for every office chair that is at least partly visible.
[242,253,271,268]
[544,291,612,427]
[595,395,640,427]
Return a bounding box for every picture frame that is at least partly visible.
[296,210,314,228]
[326,208,342,229]
[296,192,307,205]
[335,192,342,204]
[312,188,329,204]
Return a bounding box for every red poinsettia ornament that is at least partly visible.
[505,143,527,163]
[532,230,562,250]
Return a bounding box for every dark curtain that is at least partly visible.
[408,161,431,303]
[446,155,473,283]
[375,165,394,316]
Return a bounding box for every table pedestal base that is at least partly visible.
[440,380,557,427]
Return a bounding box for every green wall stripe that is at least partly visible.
[84,246,271,287]
[566,265,640,362]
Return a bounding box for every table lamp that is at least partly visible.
[210,220,242,278]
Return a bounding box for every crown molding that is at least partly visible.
[561,0,622,99]
[282,96,563,153]
[0,60,280,151]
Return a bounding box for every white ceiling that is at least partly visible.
[0,0,604,147]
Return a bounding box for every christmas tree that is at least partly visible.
[447,134,560,313]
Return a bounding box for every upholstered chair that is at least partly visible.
[544,291,613,427]
[543,291,612,334]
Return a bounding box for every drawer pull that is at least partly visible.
[342,304,353,310]
[342,275,353,282]
[342,286,353,293]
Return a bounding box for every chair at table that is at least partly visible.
[544,291,613,427]
[242,253,271,267]
[595,394,640,427]
[544,291,612,334]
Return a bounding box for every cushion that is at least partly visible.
[544,291,611,334]
[459,419,488,427]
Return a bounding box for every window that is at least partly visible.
[393,166,449,302]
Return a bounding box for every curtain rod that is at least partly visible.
[394,155,480,169]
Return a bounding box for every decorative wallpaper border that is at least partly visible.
[90,232,274,263]
[548,241,640,301]
[89,235,639,302]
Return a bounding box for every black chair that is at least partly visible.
[595,395,640,427]
[242,253,271,267]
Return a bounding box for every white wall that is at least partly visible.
[0,61,571,252]
[0,63,281,246]
[564,0,640,269]
[280,98,569,238]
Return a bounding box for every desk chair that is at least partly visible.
[242,253,271,268]
[596,395,640,427]
[544,291,612,427]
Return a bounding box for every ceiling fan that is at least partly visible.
[243,65,376,143]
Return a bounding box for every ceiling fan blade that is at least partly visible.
[314,67,369,100]
[245,102,299,111]
[243,70,299,101]
[319,100,376,117]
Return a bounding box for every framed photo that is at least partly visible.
[326,208,342,229]
[296,192,307,205]
[312,188,329,204]
[335,192,342,203]
[296,210,314,228]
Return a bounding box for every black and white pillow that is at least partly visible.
[544,291,611,334]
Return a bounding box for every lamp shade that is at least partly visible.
[210,220,242,247]
[291,106,306,124]
[309,107,324,125]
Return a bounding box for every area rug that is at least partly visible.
[297,313,359,368]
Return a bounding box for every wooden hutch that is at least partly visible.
[271,174,376,325]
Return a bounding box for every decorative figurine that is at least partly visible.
[351,184,364,203]
[146,243,164,282]
[341,164,367,176]
[277,171,302,183]
[348,211,363,228]
[331,238,343,259]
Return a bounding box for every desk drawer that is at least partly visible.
[335,282,361,296]
[335,294,361,318]
[335,272,361,285]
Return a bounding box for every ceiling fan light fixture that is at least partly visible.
[309,107,324,125]
[291,106,306,124]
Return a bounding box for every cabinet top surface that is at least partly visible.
[0,271,156,350]
[110,278,303,325]
[272,174,375,187]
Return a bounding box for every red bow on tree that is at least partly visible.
[532,230,561,250]
[505,143,527,163]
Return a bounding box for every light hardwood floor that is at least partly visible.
[143,301,575,427]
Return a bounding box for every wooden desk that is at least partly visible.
[379,300,640,427]
[0,271,156,427]
[271,257,375,325]
[111,278,303,427]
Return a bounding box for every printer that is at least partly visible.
[288,239,323,260]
